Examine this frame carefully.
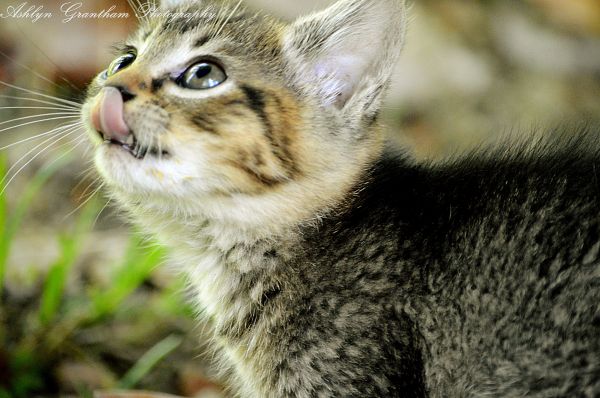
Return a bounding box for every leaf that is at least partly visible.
[117,334,182,390]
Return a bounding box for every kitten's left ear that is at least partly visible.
[283,0,407,120]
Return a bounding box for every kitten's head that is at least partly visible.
[82,0,407,231]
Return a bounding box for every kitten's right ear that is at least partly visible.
[283,0,407,121]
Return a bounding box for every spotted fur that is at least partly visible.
[82,0,599,396]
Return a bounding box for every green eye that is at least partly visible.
[178,62,227,90]
[106,53,136,78]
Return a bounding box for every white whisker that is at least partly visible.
[2,125,81,175]
[1,126,82,194]
[0,80,81,108]
[93,197,113,228]
[42,135,87,174]
[63,181,106,221]
[0,95,79,110]
[77,175,103,202]
[0,115,80,135]
[0,49,71,95]
[0,112,81,127]
[0,121,82,151]
[138,0,150,24]
[11,27,82,93]
[0,106,81,112]
[77,164,97,181]
[126,0,139,18]
[213,0,243,40]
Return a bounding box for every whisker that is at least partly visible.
[0,115,81,135]
[1,127,82,194]
[213,0,243,40]
[0,112,81,127]
[0,121,83,151]
[13,25,82,93]
[72,168,100,196]
[2,125,81,174]
[63,181,106,221]
[93,197,113,228]
[43,135,87,174]
[0,95,80,111]
[77,175,103,203]
[0,80,82,108]
[0,106,81,112]
[126,0,138,18]
[0,49,70,95]
[76,164,98,181]
[137,0,149,23]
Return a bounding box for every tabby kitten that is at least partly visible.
[82,0,600,396]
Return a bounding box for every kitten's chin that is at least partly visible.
[94,144,209,200]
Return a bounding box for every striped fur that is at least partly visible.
[82,1,599,397]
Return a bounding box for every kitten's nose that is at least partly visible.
[91,86,131,142]
[117,86,136,102]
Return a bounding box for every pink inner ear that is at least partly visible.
[315,52,372,108]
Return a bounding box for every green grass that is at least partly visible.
[0,154,72,303]
[0,156,195,397]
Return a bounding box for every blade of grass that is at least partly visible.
[0,154,73,303]
[39,199,100,325]
[43,233,167,352]
[155,277,195,319]
[117,334,182,390]
[91,232,166,320]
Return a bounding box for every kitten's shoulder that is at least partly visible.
[342,123,600,229]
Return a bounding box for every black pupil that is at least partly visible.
[117,54,134,70]
[195,64,212,78]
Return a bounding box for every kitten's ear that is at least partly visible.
[283,0,407,117]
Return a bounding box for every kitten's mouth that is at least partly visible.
[99,130,168,160]
[91,87,169,160]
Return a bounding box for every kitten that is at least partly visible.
[82,0,600,396]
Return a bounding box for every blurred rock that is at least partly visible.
[56,360,117,392]
[178,363,223,398]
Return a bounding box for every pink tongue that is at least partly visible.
[91,87,130,141]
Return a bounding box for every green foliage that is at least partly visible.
[118,334,183,390]
[90,233,167,320]
[0,157,194,396]
[0,154,72,302]
[39,199,100,326]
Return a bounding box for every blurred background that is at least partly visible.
[0,0,599,397]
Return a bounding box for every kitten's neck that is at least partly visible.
[129,204,299,312]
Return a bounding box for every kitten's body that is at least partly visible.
[82,0,600,396]
[148,132,600,397]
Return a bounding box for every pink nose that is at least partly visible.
[91,87,131,142]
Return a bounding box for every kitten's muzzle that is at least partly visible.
[91,87,166,159]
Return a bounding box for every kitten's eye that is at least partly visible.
[106,53,136,77]
[178,62,227,90]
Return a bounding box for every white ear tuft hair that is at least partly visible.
[283,0,407,117]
